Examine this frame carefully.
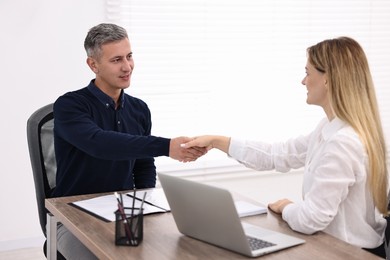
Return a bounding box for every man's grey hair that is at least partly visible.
[84,23,128,59]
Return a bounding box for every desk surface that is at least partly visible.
[46,192,381,260]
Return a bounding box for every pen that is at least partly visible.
[129,189,137,243]
[114,192,133,244]
[140,192,147,211]
[119,192,124,207]
[132,191,146,241]
[131,189,136,216]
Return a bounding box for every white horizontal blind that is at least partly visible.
[106,0,390,173]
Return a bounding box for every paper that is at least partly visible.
[127,188,170,211]
[234,200,267,217]
[72,189,169,222]
[72,189,264,221]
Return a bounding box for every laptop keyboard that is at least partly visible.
[247,236,276,250]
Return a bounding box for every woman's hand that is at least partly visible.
[268,199,293,214]
[181,135,231,153]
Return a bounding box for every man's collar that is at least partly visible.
[87,80,125,109]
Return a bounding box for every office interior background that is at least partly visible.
[1,0,389,252]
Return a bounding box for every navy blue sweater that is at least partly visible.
[52,80,170,197]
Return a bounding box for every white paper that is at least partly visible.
[72,191,168,222]
[127,188,170,211]
[234,200,267,217]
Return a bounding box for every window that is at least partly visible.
[106,0,390,174]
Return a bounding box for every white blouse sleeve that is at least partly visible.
[228,136,309,172]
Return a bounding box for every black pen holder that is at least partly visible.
[115,207,144,246]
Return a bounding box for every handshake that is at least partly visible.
[169,135,230,162]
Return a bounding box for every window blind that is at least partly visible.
[106,0,390,173]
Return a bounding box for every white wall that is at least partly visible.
[0,1,303,250]
[0,0,295,250]
[0,0,106,250]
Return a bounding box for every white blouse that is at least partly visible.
[228,117,386,248]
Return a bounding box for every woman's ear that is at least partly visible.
[324,77,329,90]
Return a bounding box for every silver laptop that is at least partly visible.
[158,173,305,257]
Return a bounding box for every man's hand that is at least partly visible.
[169,136,207,162]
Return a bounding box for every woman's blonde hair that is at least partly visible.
[307,37,388,214]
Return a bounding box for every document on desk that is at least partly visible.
[72,188,170,222]
[234,200,267,217]
[126,190,266,217]
[126,188,171,212]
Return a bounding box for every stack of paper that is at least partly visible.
[234,201,267,217]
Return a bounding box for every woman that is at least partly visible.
[183,37,388,257]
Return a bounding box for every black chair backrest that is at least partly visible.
[27,103,56,236]
[385,216,390,259]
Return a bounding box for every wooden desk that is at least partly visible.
[45,192,381,260]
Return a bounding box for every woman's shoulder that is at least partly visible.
[326,119,365,155]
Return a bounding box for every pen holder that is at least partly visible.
[115,207,144,246]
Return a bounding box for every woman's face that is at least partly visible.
[301,60,330,111]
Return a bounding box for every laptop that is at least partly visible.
[158,173,305,257]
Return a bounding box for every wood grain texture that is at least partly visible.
[46,192,381,260]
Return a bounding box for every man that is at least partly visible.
[52,23,205,258]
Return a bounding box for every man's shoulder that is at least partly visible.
[57,86,91,100]
[58,86,89,99]
[124,93,149,108]
[54,87,92,110]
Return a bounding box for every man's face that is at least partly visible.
[89,38,134,93]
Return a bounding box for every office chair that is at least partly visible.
[385,217,390,260]
[27,103,65,259]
